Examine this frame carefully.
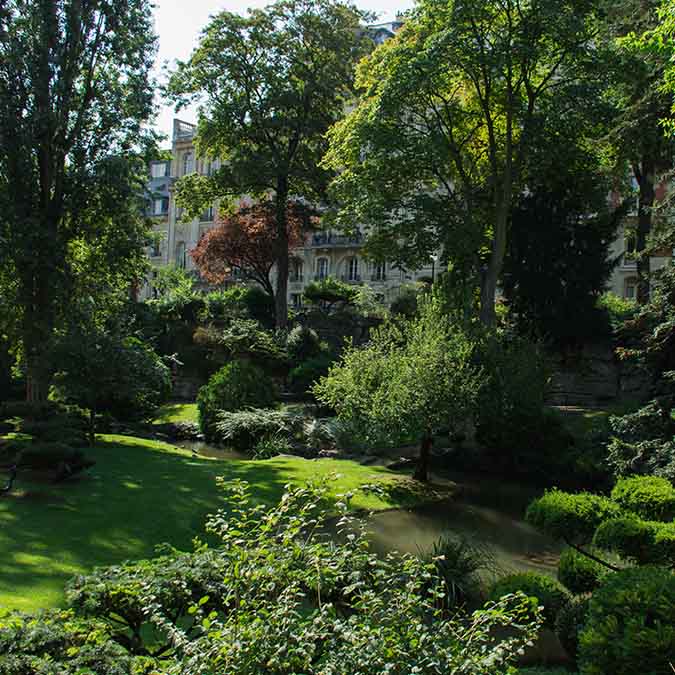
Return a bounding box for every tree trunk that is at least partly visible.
[635,157,655,305]
[413,433,433,482]
[274,178,289,330]
[479,196,509,327]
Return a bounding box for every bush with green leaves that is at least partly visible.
[554,595,590,663]
[303,277,359,309]
[593,517,675,567]
[488,572,571,628]
[285,324,322,362]
[0,481,544,673]
[252,434,293,459]
[214,408,301,450]
[557,547,607,594]
[610,475,675,521]
[197,361,278,441]
[419,535,489,609]
[473,332,572,476]
[288,353,336,395]
[199,286,276,327]
[526,489,622,544]
[0,610,148,675]
[314,300,481,481]
[219,318,289,373]
[578,566,675,675]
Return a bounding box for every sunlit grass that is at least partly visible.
[0,434,430,612]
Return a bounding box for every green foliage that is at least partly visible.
[219,319,289,372]
[288,353,336,396]
[0,609,144,675]
[488,572,571,628]
[252,434,292,460]
[555,595,591,663]
[202,286,275,328]
[314,301,481,479]
[611,475,675,521]
[558,547,608,595]
[1,481,544,672]
[474,332,573,475]
[153,265,195,300]
[597,293,638,332]
[197,361,278,441]
[419,535,489,609]
[214,408,301,451]
[303,277,359,309]
[389,285,421,317]
[593,517,675,567]
[0,0,158,396]
[526,490,622,544]
[578,566,675,675]
[285,325,322,362]
[54,325,172,425]
[607,400,675,481]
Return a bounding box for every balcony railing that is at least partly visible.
[340,274,362,284]
[310,232,363,248]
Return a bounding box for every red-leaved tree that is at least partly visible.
[191,199,311,303]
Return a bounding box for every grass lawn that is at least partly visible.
[151,402,199,424]
[0,435,436,612]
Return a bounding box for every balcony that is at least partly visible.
[310,232,363,248]
[340,274,362,284]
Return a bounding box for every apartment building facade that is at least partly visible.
[142,118,671,305]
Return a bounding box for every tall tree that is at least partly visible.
[0,0,157,400]
[325,0,600,325]
[600,0,675,304]
[166,0,372,329]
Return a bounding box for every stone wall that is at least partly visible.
[547,342,650,407]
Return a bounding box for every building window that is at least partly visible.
[625,277,637,300]
[291,293,303,309]
[200,206,215,222]
[372,261,386,281]
[182,152,194,176]
[291,259,303,282]
[316,258,329,280]
[151,162,169,178]
[176,242,186,269]
[624,230,637,262]
[153,197,169,215]
[345,257,360,282]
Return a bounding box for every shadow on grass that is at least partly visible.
[0,435,414,611]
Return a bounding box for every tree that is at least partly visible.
[0,0,157,401]
[191,200,310,302]
[166,0,372,330]
[503,105,623,345]
[324,0,600,325]
[314,301,481,481]
[599,0,675,304]
[54,318,171,443]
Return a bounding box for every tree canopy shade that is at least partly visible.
[0,0,158,400]
[166,0,373,329]
[324,0,601,325]
[191,200,311,302]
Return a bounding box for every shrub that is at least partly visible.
[288,353,335,395]
[610,475,675,521]
[390,284,420,317]
[214,408,300,450]
[286,325,321,362]
[557,547,607,594]
[18,442,95,480]
[0,400,61,421]
[303,277,359,309]
[488,572,571,628]
[578,566,675,675]
[555,595,590,662]
[219,319,289,373]
[252,434,292,459]
[526,490,622,544]
[197,361,278,441]
[420,535,488,608]
[593,517,675,566]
